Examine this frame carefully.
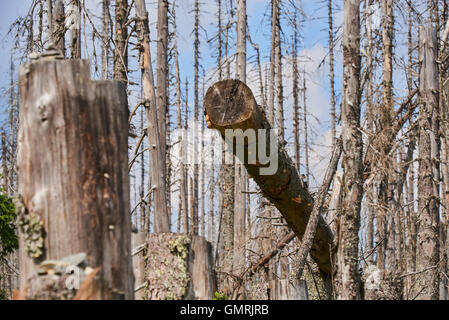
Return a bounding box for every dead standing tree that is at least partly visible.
[335,0,363,300]
[135,0,169,233]
[413,25,441,301]
[233,0,247,296]
[16,56,133,300]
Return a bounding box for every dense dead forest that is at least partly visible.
[0,0,448,301]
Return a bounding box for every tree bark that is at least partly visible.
[274,3,284,144]
[336,0,363,300]
[145,233,216,300]
[52,0,65,57]
[157,0,168,179]
[302,70,310,184]
[233,0,247,289]
[101,0,111,80]
[69,0,81,59]
[292,16,300,172]
[268,0,277,125]
[328,0,336,147]
[376,0,394,270]
[193,0,200,235]
[204,79,334,276]
[414,25,440,300]
[114,0,128,82]
[17,58,133,299]
[1,132,7,192]
[135,0,170,233]
[173,2,188,234]
[46,0,53,36]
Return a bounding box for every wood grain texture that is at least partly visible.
[18,59,133,299]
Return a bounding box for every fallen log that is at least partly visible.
[203,79,334,276]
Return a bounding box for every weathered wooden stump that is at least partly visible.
[132,232,146,300]
[17,58,133,299]
[145,233,216,300]
[269,279,308,300]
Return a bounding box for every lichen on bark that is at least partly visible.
[18,212,45,259]
[145,234,191,300]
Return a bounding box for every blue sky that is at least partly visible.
[0,1,350,229]
[0,0,345,187]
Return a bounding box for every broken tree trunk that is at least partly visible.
[203,79,334,276]
[17,58,133,299]
[145,233,216,300]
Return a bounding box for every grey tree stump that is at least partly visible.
[145,233,216,300]
[17,58,133,299]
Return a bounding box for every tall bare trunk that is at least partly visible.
[218,0,235,296]
[414,25,440,300]
[101,0,111,80]
[52,0,65,56]
[157,0,168,176]
[336,0,363,300]
[303,70,310,184]
[274,2,284,144]
[233,0,247,297]
[192,0,200,235]
[328,0,336,147]
[8,55,15,182]
[135,0,170,233]
[292,16,300,172]
[46,0,53,39]
[1,132,7,193]
[364,0,374,264]
[404,4,417,299]
[217,0,223,81]
[268,0,277,125]
[173,1,188,234]
[114,0,128,82]
[376,0,394,270]
[70,0,81,59]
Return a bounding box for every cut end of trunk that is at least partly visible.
[204,79,257,130]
